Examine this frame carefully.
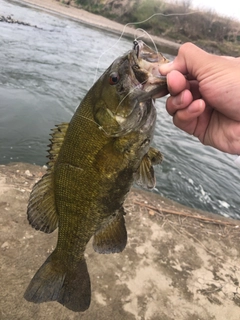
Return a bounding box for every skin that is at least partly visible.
[158,42,240,154]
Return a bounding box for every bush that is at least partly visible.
[73,0,240,56]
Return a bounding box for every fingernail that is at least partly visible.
[159,61,173,74]
[188,100,204,113]
[172,94,182,106]
[164,61,173,67]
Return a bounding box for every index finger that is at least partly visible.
[159,43,210,77]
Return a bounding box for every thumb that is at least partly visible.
[159,42,209,76]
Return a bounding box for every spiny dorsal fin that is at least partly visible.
[93,207,127,254]
[47,122,69,169]
[134,147,163,189]
[27,122,69,233]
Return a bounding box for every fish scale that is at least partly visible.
[24,40,169,312]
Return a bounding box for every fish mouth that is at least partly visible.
[132,40,169,100]
[98,40,170,137]
[112,41,169,134]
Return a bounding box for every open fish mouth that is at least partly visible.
[132,39,169,100]
[93,40,170,137]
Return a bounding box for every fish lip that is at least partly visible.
[132,40,168,99]
[133,39,166,64]
[113,40,169,130]
[133,39,140,58]
[114,41,168,120]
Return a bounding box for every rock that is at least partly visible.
[25,170,32,177]
[1,241,9,250]
[0,14,41,29]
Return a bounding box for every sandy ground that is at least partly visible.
[13,0,180,54]
[1,162,240,320]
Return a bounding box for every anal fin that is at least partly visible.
[93,208,127,254]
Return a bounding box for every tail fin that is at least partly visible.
[24,253,91,312]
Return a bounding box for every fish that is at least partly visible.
[24,40,169,312]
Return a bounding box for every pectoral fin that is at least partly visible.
[147,147,163,165]
[134,147,163,189]
[93,208,127,254]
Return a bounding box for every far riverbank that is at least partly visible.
[10,0,180,55]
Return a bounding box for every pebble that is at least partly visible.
[25,170,32,177]
[1,241,9,249]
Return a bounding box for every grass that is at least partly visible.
[74,0,240,56]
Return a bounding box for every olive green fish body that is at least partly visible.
[24,40,169,312]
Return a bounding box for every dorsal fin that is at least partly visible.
[47,122,69,169]
[27,123,69,233]
[93,207,127,254]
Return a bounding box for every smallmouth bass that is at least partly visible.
[24,40,169,312]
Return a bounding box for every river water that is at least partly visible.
[1,0,239,219]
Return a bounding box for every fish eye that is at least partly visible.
[109,72,119,85]
[133,64,140,70]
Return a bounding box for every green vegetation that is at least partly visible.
[74,0,240,56]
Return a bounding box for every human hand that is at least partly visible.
[159,43,240,154]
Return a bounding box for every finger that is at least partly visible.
[167,75,200,101]
[189,80,201,100]
[221,56,237,60]
[159,43,209,76]
[172,99,206,135]
[166,70,190,95]
[166,89,193,116]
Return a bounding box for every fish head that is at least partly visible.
[93,40,169,136]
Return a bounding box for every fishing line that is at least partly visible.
[69,113,110,136]
[86,11,201,135]
[93,10,201,83]
[76,113,120,137]
[134,27,159,56]
[75,113,125,137]
[116,80,147,113]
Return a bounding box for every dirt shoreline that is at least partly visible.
[13,0,180,55]
[1,162,240,319]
